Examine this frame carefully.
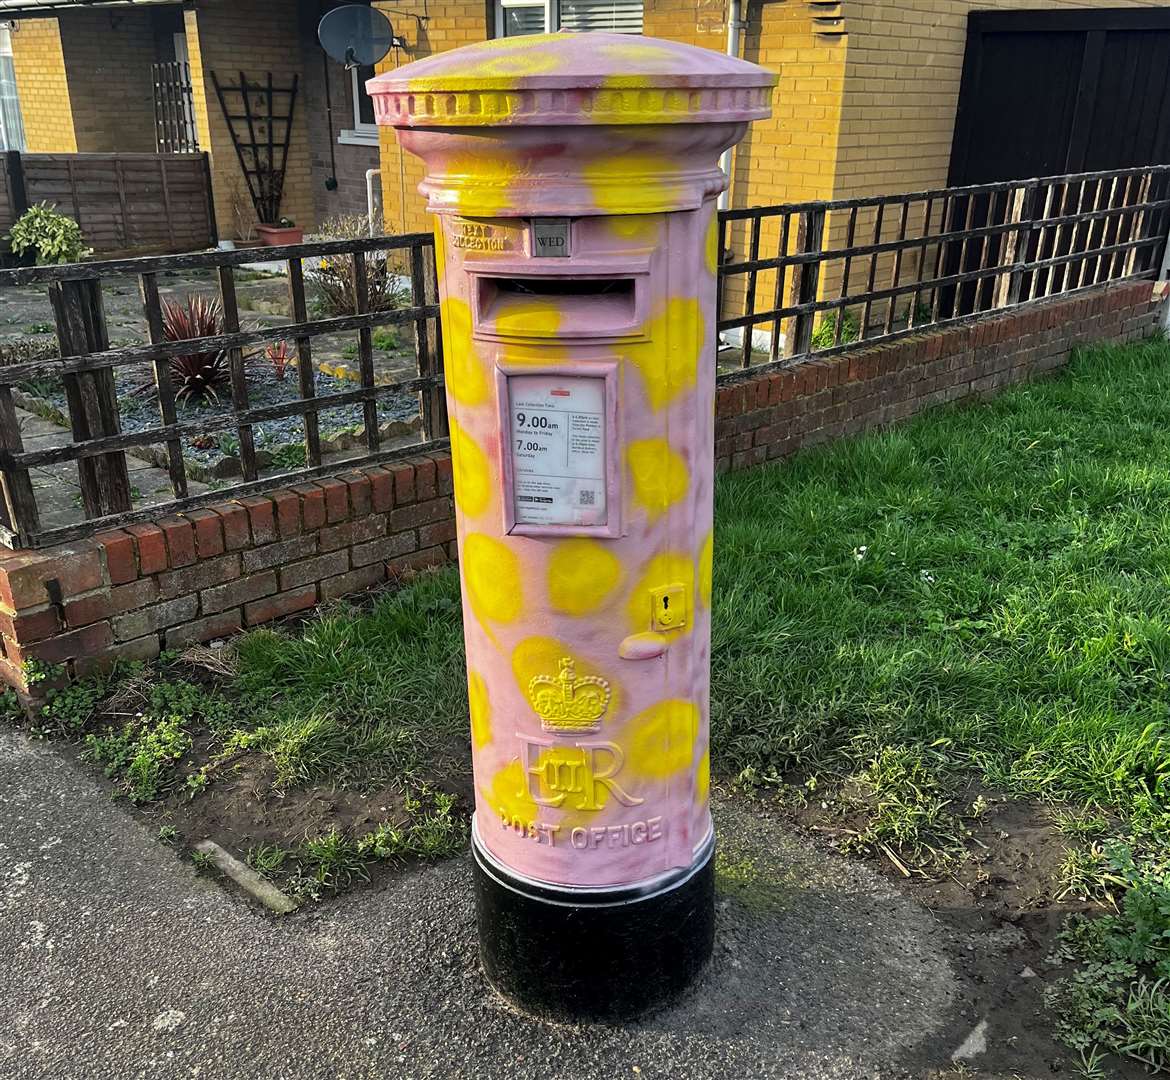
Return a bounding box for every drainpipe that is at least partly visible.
[717,0,745,212]
[366,168,381,236]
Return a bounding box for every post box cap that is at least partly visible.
[367,31,776,128]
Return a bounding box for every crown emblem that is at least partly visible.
[527,658,611,734]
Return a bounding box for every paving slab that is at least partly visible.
[0,730,1030,1080]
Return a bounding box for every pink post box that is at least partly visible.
[369,32,774,1020]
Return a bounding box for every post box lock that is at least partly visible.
[650,583,688,632]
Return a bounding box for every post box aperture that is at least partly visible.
[369,32,774,1020]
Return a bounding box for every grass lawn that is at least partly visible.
[21,336,1170,1071]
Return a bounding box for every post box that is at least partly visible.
[369,32,774,1020]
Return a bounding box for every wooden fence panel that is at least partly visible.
[5,151,214,258]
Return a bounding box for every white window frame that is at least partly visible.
[339,65,380,147]
[495,0,552,36]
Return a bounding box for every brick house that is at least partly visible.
[371,0,1170,258]
[1,0,389,239]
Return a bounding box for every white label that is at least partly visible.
[508,374,606,527]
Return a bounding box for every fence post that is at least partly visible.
[788,206,826,358]
[1159,211,1170,335]
[5,150,27,218]
[414,239,447,440]
[48,279,133,519]
[1003,182,1040,307]
[201,152,219,248]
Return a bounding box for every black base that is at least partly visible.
[472,831,715,1022]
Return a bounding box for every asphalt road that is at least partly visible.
[1,730,982,1080]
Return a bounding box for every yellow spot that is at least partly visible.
[626,552,695,637]
[624,297,703,410]
[463,534,522,626]
[582,154,671,215]
[439,296,489,406]
[696,749,710,804]
[481,760,536,823]
[494,297,562,340]
[444,155,518,217]
[698,531,713,608]
[468,671,491,749]
[705,213,719,276]
[627,438,689,518]
[512,635,622,720]
[624,699,701,779]
[607,214,661,243]
[547,539,622,616]
[450,418,491,517]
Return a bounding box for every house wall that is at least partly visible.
[8,17,75,152]
[184,0,316,238]
[57,10,158,154]
[297,0,381,226]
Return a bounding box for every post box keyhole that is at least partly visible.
[650,584,687,632]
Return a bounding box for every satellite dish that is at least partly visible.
[318,5,398,69]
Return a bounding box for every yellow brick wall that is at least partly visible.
[185,0,317,238]
[9,18,76,152]
[374,0,492,235]
[57,11,157,153]
[834,0,1170,202]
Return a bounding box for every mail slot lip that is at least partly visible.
[494,360,623,540]
[471,259,651,343]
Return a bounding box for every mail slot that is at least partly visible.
[370,31,774,1021]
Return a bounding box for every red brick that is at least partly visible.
[419,519,456,548]
[111,595,198,642]
[214,504,251,551]
[294,484,327,531]
[244,585,318,626]
[0,605,59,643]
[351,532,416,568]
[391,462,416,505]
[95,530,137,585]
[186,510,225,559]
[242,535,318,573]
[319,564,384,603]
[387,546,448,578]
[126,526,168,578]
[342,472,372,518]
[73,633,161,677]
[61,591,111,628]
[164,610,243,650]
[279,550,350,591]
[0,552,56,611]
[51,546,105,599]
[433,454,454,496]
[16,621,113,666]
[159,517,196,568]
[0,547,102,610]
[318,478,349,523]
[158,554,241,600]
[318,516,386,553]
[412,457,437,501]
[272,489,301,539]
[389,498,452,533]
[365,467,395,512]
[238,496,277,545]
[202,570,276,615]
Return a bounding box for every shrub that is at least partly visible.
[7,203,91,265]
[308,213,408,317]
[811,308,861,349]
[161,295,231,405]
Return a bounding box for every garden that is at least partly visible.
[1,210,426,490]
[11,336,1170,1076]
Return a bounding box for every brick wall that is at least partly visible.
[0,279,1159,695]
[8,17,76,153]
[0,456,456,694]
[58,10,158,154]
[185,0,317,238]
[714,280,1162,472]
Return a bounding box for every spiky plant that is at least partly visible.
[162,295,229,405]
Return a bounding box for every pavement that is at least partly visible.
[1,730,1009,1080]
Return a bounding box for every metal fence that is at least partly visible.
[0,164,1166,550]
[0,235,443,548]
[717,163,1170,370]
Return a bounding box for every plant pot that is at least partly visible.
[256,224,303,246]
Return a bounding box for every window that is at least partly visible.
[340,63,378,147]
[495,0,643,37]
[0,24,24,153]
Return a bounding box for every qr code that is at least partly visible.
[578,489,596,506]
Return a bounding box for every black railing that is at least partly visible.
[717,163,1170,371]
